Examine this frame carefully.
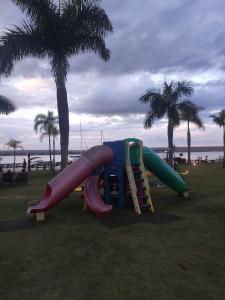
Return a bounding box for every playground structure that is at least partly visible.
[27,138,188,221]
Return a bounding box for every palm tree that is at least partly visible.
[180,101,204,164]
[0,0,113,169]
[34,111,58,170]
[0,95,16,115]
[210,109,225,168]
[5,139,23,172]
[139,80,194,165]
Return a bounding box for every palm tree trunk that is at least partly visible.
[167,120,174,166]
[53,135,56,173]
[48,133,52,170]
[13,148,16,173]
[223,126,225,168]
[56,63,69,170]
[187,121,191,164]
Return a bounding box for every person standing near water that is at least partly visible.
[22,159,27,171]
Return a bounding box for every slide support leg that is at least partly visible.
[35,212,45,222]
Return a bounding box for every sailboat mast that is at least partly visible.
[80,123,83,153]
[101,130,103,144]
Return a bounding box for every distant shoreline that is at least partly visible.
[0,146,223,156]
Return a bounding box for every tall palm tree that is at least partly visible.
[0,0,113,169]
[180,101,204,164]
[5,139,23,172]
[139,80,194,165]
[0,95,16,115]
[34,111,58,170]
[210,109,225,168]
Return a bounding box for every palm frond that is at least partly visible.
[34,111,59,134]
[62,0,113,37]
[175,80,194,97]
[66,33,111,61]
[40,132,48,142]
[139,88,161,103]
[34,113,48,132]
[61,0,112,62]
[11,0,58,26]
[163,80,173,98]
[192,115,205,129]
[34,120,45,133]
[5,139,23,150]
[144,111,157,128]
[179,100,203,112]
[0,95,16,114]
[51,125,59,137]
[210,110,225,127]
[179,100,204,128]
[0,22,47,76]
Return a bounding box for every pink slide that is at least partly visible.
[84,176,112,217]
[27,145,113,215]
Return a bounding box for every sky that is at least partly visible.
[0,0,225,150]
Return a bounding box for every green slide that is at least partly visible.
[143,146,187,193]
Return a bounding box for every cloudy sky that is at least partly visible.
[0,0,225,150]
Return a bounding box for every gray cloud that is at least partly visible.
[0,0,225,148]
[2,0,225,77]
[69,0,225,75]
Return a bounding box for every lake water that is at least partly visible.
[158,151,223,160]
[0,151,223,167]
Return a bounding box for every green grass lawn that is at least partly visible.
[0,164,225,300]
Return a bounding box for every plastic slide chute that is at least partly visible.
[142,146,187,193]
[84,175,112,217]
[27,145,113,214]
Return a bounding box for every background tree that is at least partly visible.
[139,80,194,165]
[5,139,23,172]
[180,101,204,164]
[210,109,225,168]
[34,111,58,170]
[0,95,16,115]
[0,0,113,169]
